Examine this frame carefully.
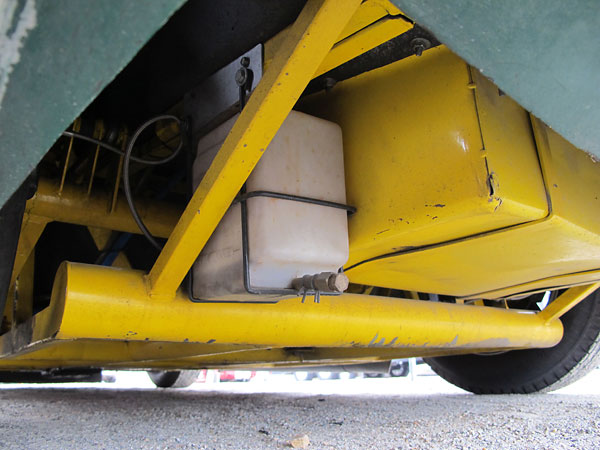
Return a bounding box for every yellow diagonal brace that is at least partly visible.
[148,0,362,297]
[538,283,600,323]
[314,16,412,78]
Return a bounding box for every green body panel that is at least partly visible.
[393,0,600,156]
[3,1,599,208]
[0,0,185,207]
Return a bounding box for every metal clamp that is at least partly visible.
[188,189,355,303]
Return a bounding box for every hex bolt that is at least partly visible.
[236,57,252,87]
[235,69,247,86]
[410,37,431,57]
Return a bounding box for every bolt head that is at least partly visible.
[410,37,431,57]
[235,68,247,86]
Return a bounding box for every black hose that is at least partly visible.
[122,115,183,250]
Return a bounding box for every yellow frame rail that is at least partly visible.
[26,178,180,239]
[147,0,362,297]
[539,282,600,323]
[0,262,563,365]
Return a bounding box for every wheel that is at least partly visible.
[364,372,383,378]
[147,370,200,388]
[389,360,409,377]
[294,371,315,381]
[425,289,600,394]
[338,371,352,380]
[317,371,339,380]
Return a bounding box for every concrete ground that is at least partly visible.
[0,366,598,449]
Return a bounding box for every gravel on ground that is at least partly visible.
[0,371,599,449]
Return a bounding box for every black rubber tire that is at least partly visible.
[389,360,410,377]
[425,289,600,394]
[147,370,200,388]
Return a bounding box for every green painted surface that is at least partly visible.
[0,0,185,208]
[393,0,600,157]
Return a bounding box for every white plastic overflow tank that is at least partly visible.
[191,110,349,301]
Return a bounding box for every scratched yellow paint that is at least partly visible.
[300,46,548,268]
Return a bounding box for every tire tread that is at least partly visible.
[426,290,600,394]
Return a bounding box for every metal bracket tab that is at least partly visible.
[184,44,263,140]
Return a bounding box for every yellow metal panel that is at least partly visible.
[4,216,45,331]
[148,0,362,297]
[300,46,548,268]
[300,45,600,298]
[346,121,600,298]
[10,179,51,287]
[533,116,600,232]
[470,68,549,222]
[9,216,47,285]
[2,341,257,366]
[461,270,600,300]
[347,216,600,297]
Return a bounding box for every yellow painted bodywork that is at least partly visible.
[353,119,600,298]
[300,47,548,267]
[3,3,600,372]
[461,270,600,301]
[300,46,600,299]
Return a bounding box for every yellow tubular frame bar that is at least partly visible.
[313,16,412,78]
[0,262,563,362]
[539,282,600,323]
[147,0,363,297]
[26,178,181,239]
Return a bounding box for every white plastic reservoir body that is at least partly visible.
[192,110,349,301]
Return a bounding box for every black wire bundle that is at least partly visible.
[63,114,183,250]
